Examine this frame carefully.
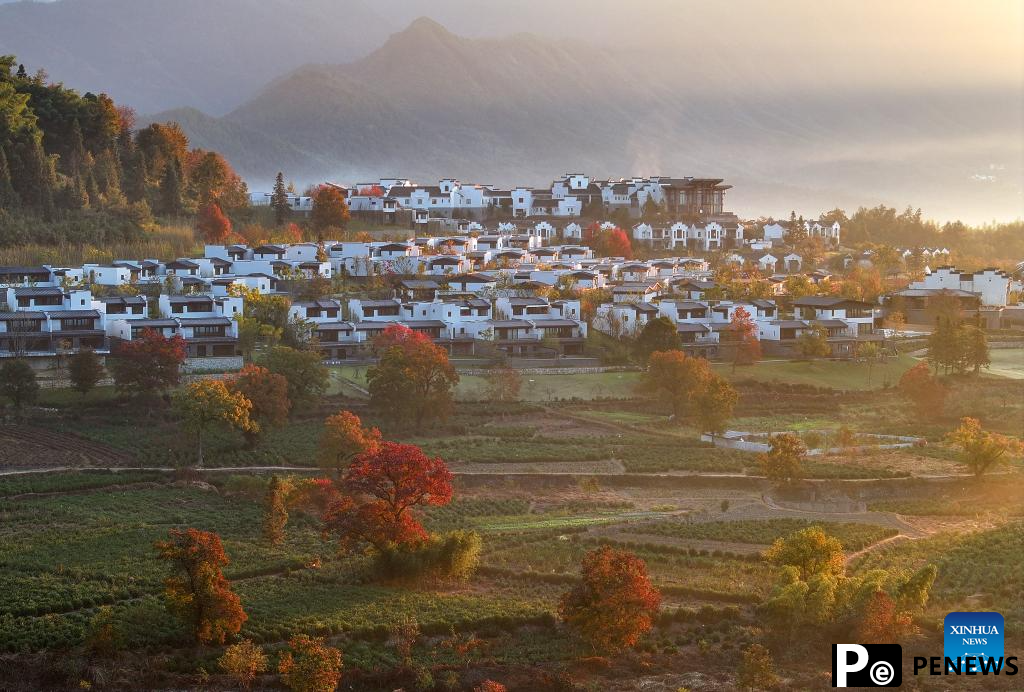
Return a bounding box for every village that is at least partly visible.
[1,173,1020,374]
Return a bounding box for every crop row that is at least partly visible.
[630,519,898,550]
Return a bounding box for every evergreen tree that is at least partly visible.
[964,325,990,374]
[124,147,147,203]
[0,147,16,208]
[67,118,87,177]
[15,63,27,80]
[159,158,182,216]
[271,171,290,226]
[15,139,55,217]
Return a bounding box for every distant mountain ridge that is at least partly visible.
[140,18,1022,222]
[0,0,395,114]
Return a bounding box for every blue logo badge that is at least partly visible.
[944,612,1004,673]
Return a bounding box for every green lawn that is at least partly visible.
[986,348,1024,380]
[332,365,643,401]
[714,353,921,391]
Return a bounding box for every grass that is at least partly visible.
[715,353,921,391]
[332,365,643,401]
[0,470,169,497]
[851,522,1024,634]
[985,348,1024,380]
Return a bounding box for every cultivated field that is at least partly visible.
[1,366,1022,689]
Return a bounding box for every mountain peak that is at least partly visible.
[400,16,454,39]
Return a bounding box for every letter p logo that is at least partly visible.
[834,644,869,687]
[832,644,902,687]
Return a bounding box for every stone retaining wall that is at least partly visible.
[457,365,639,376]
[182,356,243,373]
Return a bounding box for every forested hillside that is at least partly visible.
[0,55,247,261]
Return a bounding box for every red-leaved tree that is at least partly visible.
[323,442,453,552]
[898,362,946,419]
[110,328,187,397]
[604,227,633,259]
[197,201,233,243]
[154,528,247,645]
[367,325,459,429]
[728,306,761,370]
[559,545,661,653]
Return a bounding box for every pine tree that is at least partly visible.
[271,171,290,226]
[124,148,147,203]
[15,64,27,80]
[67,118,87,177]
[16,139,55,217]
[0,147,17,208]
[159,158,182,216]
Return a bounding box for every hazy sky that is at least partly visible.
[386,0,1024,90]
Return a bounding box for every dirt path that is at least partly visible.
[844,533,917,564]
[758,494,925,536]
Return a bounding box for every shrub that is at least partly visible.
[278,635,343,692]
[375,530,482,582]
[737,643,778,690]
[218,639,268,689]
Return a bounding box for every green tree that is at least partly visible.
[764,526,844,580]
[158,158,182,216]
[963,324,990,374]
[692,374,738,438]
[0,146,17,208]
[634,316,680,363]
[172,379,256,467]
[796,325,830,359]
[68,348,105,396]
[259,345,329,411]
[271,171,290,226]
[737,643,779,691]
[859,342,881,387]
[0,359,39,410]
[262,475,292,546]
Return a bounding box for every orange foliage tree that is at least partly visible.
[323,442,453,552]
[311,186,350,234]
[857,590,915,643]
[758,432,807,483]
[229,364,291,447]
[947,416,1024,478]
[278,634,343,692]
[559,545,661,653]
[154,528,247,645]
[638,349,712,421]
[317,410,382,475]
[728,305,762,370]
[197,201,233,244]
[218,639,268,689]
[898,362,946,419]
[368,325,459,429]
